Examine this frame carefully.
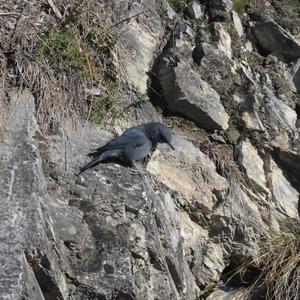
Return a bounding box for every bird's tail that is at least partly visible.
[78,155,104,175]
[87,150,101,157]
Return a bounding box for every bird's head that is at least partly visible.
[158,124,175,150]
[144,122,175,150]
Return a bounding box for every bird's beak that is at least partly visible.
[168,142,175,150]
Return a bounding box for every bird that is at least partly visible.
[79,122,174,174]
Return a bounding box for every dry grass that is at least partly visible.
[249,221,300,300]
[0,0,123,131]
[199,140,244,183]
[223,220,300,300]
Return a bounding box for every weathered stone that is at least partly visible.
[251,16,300,62]
[116,3,164,93]
[214,22,232,58]
[192,41,235,94]
[242,111,265,132]
[184,1,202,19]
[157,0,176,19]
[195,42,233,73]
[157,58,229,130]
[147,135,229,212]
[231,10,244,37]
[275,149,300,179]
[235,139,268,191]
[244,40,253,52]
[2,1,300,299]
[241,64,261,91]
[213,181,268,240]
[287,59,300,92]
[264,87,297,131]
[207,287,249,300]
[209,0,233,20]
[200,242,225,284]
[172,21,195,48]
[0,91,67,299]
[269,159,299,219]
[180,213,226,289]
[240,64,297,142]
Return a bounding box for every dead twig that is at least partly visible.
[110,9,150,28]
[0,13,21,17]
[47,0,63,20]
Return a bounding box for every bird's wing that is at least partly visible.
[87,131,149,157]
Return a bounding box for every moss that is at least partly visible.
[86,29,120,54]
[232,0,248,15]
[38,28,86,72]
[202,24,211,33]
[90,82,120,125]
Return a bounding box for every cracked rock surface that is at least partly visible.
[0,0,300,299]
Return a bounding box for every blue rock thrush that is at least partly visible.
[79,122,174,174]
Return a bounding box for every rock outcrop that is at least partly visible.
[251,16,300,62]
[0,0,300,299]
[156,57,230,130]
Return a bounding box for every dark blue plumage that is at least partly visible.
[79,122,174,174]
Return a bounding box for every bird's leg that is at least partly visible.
[130,161,146,179]
[142,155,151,166]
[143,148,155,166]
[129,161,146,177]
[129,161,139,173]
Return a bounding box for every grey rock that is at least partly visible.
[207,287,249,300]
[267,158,299,219]
[241,64,261,91]
[209,0,233,20]
[147,135,229,212]
[244,40,253,52]
[231,10,244,37]
[157,0,176,19]
[85,87,106,97]
[275,149,300,179]
[214,22,232,58]
[0,91,67,299]
[251,16,300,62]
[287,59,300,92]
[1,89,296,300]
[157,58,229,130]
[172,21,195,48]
[2,2,300,298]
[240,64,297,143]
[193,42,234,94]
[116,2,164,93]
[242,109,265,132]
[185,1,202,19]
[235,139,268,192]
[264,87,297,132]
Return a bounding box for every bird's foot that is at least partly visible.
[129,162,145,176]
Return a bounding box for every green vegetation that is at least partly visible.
[89,82,120,125]
[232,0,248,15]
[166,0,192,11]
[202,24,211,34]
[36,11,123,126]
[86,29,120,54]
[38,28,86,73]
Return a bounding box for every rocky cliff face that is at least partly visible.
[0,0,299,299]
